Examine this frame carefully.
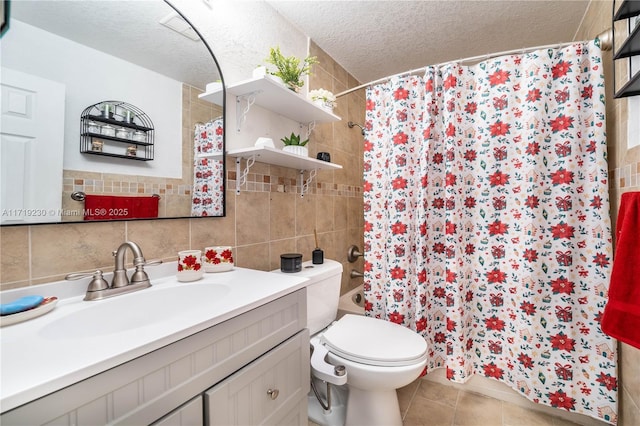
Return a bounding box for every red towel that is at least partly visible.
[601,191,640,349]
[84,195,159,220]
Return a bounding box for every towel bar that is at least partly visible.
[71,191,160,201]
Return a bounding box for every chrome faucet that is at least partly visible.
[112,241,149,288]
[66,241,161,301]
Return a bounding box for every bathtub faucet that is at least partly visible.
[350,270,364,279]
[347,245,364,263]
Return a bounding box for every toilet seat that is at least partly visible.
[321,314,428,367]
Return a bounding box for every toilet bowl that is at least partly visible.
[272,259,427,426]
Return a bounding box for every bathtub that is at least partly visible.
[337,284,365,319]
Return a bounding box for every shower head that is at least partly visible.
[348,121,365,136]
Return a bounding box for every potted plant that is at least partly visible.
[308,88,337,111]
[265,46,318,92]
[281,132,309,157]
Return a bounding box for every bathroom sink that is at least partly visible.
[39,283,230,339]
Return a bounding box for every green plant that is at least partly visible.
[265,46,318,91]
[281,132,309,147]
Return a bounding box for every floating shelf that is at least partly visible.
[228,146,342,171]
[613,0,640,98]
[201,75,341,124]
[80,101,154,160]
[198,82,224,106]
[227,146,342,196]
[615,69,640,98]
[615,20,640,59]
[81,151,153,162]
[82,132,153,146]
[614,0,640,21]
[196,152,224,161]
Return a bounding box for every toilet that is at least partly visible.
[273,259,427,426]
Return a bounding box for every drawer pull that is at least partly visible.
[267,388,279,400]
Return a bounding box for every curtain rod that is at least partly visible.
[336,28,612,98]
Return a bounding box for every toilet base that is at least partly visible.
[345,386,402,426]
[308,379,348,426]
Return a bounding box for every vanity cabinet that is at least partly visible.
[0,289,309,426]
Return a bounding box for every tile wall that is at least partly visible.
[0,43,365,297]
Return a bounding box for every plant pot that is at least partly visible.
[265,73,301,92]
[312,99,334,112]
[253,66,268,78]
[285,82,301,93]
[283,145,308,157]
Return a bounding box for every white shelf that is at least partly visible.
[201,75,341,124]
[198,82,224,106]
[227,146,341,171]
[196,152,224,161]
[227,146,342,196]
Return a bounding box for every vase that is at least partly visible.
[283,145,308,157]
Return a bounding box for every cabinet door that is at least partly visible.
[205,330,310,426]
[152,396,203,426]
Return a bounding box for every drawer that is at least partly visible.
[205,330,310,426]
[152,396,202,426]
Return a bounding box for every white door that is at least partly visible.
[1,67,65,224]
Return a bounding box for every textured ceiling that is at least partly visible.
[9,0,220,89]
[9,1,592,90]
[267,0,592,84]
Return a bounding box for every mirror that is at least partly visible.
[0,0,225,225]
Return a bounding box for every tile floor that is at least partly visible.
[310,378,599,426]
[398,379,585,426]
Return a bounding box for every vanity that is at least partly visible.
[0,264,310,425]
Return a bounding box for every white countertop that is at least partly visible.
[0,263,309,412]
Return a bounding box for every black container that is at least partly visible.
[316,152,331,162]
[312,248,324,264]
[281,253,302,273]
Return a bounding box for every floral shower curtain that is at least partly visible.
[192,118,224,216]
[363,41,618,423]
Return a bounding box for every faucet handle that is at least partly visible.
[65,270,110,292]
[144,259,163,267]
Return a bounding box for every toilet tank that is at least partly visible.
[272,259,343,334]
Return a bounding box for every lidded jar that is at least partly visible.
[116,127,131,139]
[132,130,147,143]
[87,121,101,134]
[101,124,116,137]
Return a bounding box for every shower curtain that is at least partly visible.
[363,41,617,424]
[192,118,224,216]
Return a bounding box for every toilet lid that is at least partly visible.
[321,314,428,367]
